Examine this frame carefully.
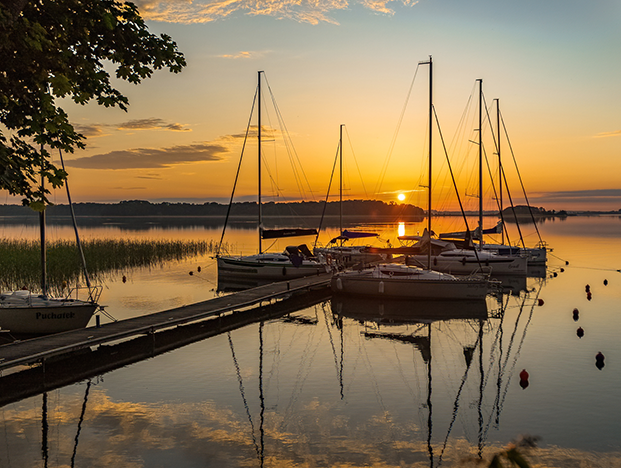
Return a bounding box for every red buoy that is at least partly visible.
[537,299,544,306]
[519,369,529,380]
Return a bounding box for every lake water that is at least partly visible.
[1,215,621,467]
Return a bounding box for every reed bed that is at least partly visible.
[0,238,222,293]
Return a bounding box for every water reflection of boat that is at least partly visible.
[330,295,488,324]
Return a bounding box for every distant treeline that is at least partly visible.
[0,199,425,219]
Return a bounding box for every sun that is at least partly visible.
[397,193,406,202]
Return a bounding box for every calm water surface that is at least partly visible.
[1,215,621,467]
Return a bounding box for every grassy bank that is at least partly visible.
[0,239,221,293]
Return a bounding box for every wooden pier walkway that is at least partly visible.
[0,273,332,372]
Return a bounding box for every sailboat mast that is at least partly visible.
[339,124,344,242]
[496,98,504,245]
[258,71,263,254]
[39,147,47,297]
[477,79,483,250]
[419,55,433,270]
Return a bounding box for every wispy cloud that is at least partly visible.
[116,118,192,132]
[134,0,417,25]
[532,189,621,200]
[216,50,263,59]
[74,118,192,139]
[596,129,621,138]
[67,142,229,169]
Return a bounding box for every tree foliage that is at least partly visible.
[0,0,185,208]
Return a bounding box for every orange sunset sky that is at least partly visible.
[15,0,620,212]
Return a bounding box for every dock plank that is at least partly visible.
[0,273,332,371]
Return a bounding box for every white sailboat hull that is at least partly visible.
[0,293,97,334]
[481,244,547,265]
[331,264,490,300]
[406,250,528,275]
[217,255,330,281]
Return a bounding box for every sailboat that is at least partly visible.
[405,79,528,276]
[0,163,100,335]
[331,57,492,300]
[216,72,330,282]
[478,98,547,266]
[313,124,387,267]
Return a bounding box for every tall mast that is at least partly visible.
[496,98,504,245]
[39,146,47,297]
[477,78,483,250]
[258,71,263,254]
[419,55,433,270]
[339,124,344,242]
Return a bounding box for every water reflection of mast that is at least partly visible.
[426,323,434,468]
[71,380,92,468]
[41,392,49,468]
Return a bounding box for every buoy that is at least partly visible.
[573,308,579,321]
[587,292,592,301]
[189,271,194,275]
[197,266,202,272]
[604,279,608,286]
[537,298,544,306]
[596,352,605,370]
[553,272,558,277]
[565,260,569,265]
[560,268,565,272]
[519,369,529,389]
[577,327,584,338]
[122,275,127,283]
[585,284,590,292]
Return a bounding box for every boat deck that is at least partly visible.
[0,273,332,372]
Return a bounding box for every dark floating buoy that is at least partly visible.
[573,308,580,321]
[189,271,194,275]
[553,272,558,277]
[604,279,608,286]
[565,260,569,265]
[197,266,202,272]
[537,298,544,306]
[519,369,530,389]
[577,327,584,338]
[122,275,127,283]
[585,284,590,292]
[560,268,565,272]
[596,352,605,370]
[587,292,592,301]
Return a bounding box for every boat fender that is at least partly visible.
[379,281,384,294]
[461,257,467,266]
[282,266,287,276]
[433,257,437,266]
[335,278,343,290]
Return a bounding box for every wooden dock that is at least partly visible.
[0,273,332,372]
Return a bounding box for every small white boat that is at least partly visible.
[331,263,490,300]
[0,290,98,335]
[217,247,330,281]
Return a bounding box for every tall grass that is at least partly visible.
[0,239,222,293]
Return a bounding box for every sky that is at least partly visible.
[28,0,621,211]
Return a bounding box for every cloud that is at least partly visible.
[532,189,621,200]
[73,119,192,139]
[133,0,415,25]
[216,50,263,59]
[67,142,229,169]
[596,129,621,138]
[74,124,109,138]
[116,118,192,132]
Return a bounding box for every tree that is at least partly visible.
[0,0,185,209]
